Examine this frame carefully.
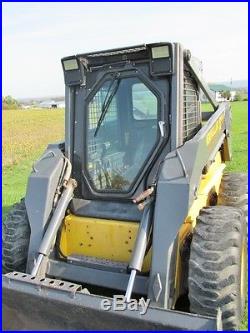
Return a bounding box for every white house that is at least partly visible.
[21,105,31,109]
[57,100,65,108]
[39,100,58,108]
[209,84,236,102]
[39,100,66,108]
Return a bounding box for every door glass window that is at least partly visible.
[87,77,159,192]
[132,83,158,120]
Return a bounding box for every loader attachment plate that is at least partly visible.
[2,272,221,331]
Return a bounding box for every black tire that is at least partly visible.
[2,199,30,273]
[218,173,248,223]
[188,206,247,330]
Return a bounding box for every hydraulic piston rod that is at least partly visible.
[31,178,77,276]
[125,203,153,301]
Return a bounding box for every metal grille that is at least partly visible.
[183,71,201,141]
[88,87,117,129]
[88,85,119,189]
[87,46,146,58]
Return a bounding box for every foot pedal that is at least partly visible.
[67,254,128,273]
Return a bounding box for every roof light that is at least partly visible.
[151,45,170,59]
[62,58,79,71]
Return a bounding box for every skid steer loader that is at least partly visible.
[2,43,248,331]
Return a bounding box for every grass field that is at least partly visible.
[2,101,248,329]
[2,108,64,216]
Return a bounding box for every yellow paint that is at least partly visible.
[60,215,151,272]
[174,151,225,302]
[206,113,225,145]
[187,152,225,228]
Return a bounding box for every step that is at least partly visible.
[67,254,128,273]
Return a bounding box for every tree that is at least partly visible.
[220,90,231,100]
[234,92,243,102]
[2,96,20,110]
[220,90,231,101]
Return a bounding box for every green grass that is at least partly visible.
[2,102,248,329]
[202,101,248,173]
[226,102,248,173]
[2,108,64,217]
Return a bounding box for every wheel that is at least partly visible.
[2,199,30,273]
[188,206,247,330]
[218,173,248,223]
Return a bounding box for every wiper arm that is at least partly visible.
[94,76,121,137]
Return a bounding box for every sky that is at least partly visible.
[2,2,248,98]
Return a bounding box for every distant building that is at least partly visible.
[39,100,57,108]
[57,100,65,108]
[21,105,31,109]
[208,84,236,102]
[39,100,64,108]
[201,84,236,102]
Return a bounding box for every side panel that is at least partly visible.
[25,145,64,272]
[148,103,231,308]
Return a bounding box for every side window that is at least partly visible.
[183,70,201,141]
[132,83,157,120]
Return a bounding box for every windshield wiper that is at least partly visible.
[94,75,121,137]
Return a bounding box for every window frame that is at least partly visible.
[83,69,166,197]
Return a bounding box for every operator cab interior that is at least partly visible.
[86,76,159,192]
